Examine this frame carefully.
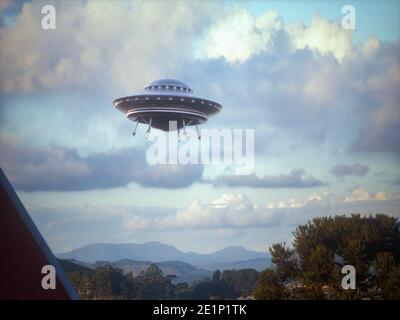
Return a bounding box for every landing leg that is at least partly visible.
[182,119,187,135]
[145,117,152,139]
[196,124,201,140]
[132,120,139,136]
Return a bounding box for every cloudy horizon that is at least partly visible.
[0,0,399,254]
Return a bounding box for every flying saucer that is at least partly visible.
[113,78,222,138]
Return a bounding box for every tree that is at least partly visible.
[254,214,400,300]
[93,265,128,299]
[222,269,259,297]
[269,243,298,281]
[64,261,182,300]
[135,264,175,299]
[190,269,245,300]
[80,272,95,299]
[253,269,285,300]
[372,252,400,299]
[174,282,191,299]
[212,269,222,282]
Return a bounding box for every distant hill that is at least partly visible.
[96,259,200,280]
[57,242,183,263]
[61,258,212,284]
[184,246,267,267]
[200,258,271,272]
[57,242,269,267]
[58,259,95,275]
[57,242,271,284]
[59,256,271,284]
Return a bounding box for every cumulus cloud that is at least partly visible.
[122,189,399,230]
[1,2,399,254]
[124,193,281,230]
[266,192,340,209]
[211,169,327,188]
[331,163,369,177]
[0,0,216,93]
[266,188,399,218]
[1,1,399,163]
[194,37,400,154]
[202,9,352,63]
[343,187,398,203]
[27,189,399,253]
[210,193,257,209]
[202,8,283,63]
[197,10,399,154]
[347,40,400,154]
[268,193,343,211]
[0,138,204,191]
[286,14,352,62]
[182,39,345,149]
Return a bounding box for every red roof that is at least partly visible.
[0,168,78,300]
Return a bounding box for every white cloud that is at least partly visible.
[347,40,400,153]
[267,198,303,209]
[343,187,397,203]
[122,189,399,230]
[268,188,399,209]
[202,8,282,63]
[210,193,257,209]
[362,36,380,57]
[0,0,216,93]
[199,31,400,153]
[28,190,399,253]
[0,4,357,94]
[286,14,353,62]
[343,187,370,202]
[1,2,398,157]
[124,193,280,230]
[202,9,353,63]
[267,192,340,209]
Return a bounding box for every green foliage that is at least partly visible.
[174,282,192,299]
[222,269,259,297]
[65,260,259,300]
[189,269,259,300]
[302,244,334,284]
[65,262,177,300]
[212,269,222,282]
[190,269,234,300]
[254,214,400,300]
[135,264,175,299]
[373,252,400,299]
[93,265,130,299]
[253,269,285,300]
[269,243,298,281]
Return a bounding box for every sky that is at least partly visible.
[0,0,399,254]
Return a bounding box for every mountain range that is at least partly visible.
[57,242,271,284]
[57,241,269,267]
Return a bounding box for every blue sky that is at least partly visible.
[0,0,399,254]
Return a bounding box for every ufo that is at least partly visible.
[113,79,222,138]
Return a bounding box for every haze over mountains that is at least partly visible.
[57,241,270,269]
[57,242,271,283]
